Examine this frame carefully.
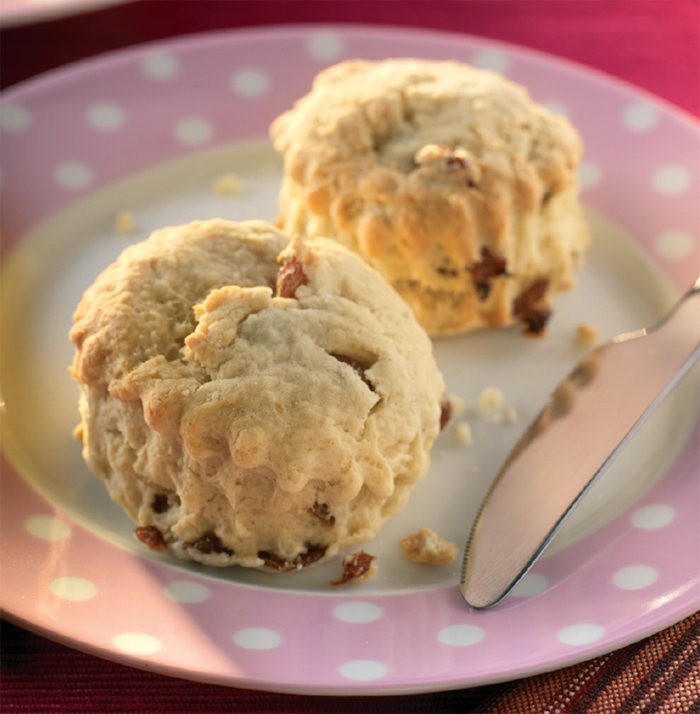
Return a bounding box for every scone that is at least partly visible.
[271,58,590,336]
[69,219,445,570]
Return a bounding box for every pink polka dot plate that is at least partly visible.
[1,26,698,694]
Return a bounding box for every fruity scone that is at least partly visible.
[271,58,590,336]
[69,219,445,570]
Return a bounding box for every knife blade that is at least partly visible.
[460,276,700,609]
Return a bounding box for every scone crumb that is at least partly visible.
[331,551,377,586]
[114,210,135,236]
[575,322,600,347]
[400,527,459,566]
[454,421,473,446]
[212,173,243,196]
[478,387,504,414]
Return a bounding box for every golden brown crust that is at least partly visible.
[271,59,590,336]
[70,219,445,569]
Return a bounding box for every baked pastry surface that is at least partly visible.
[271,58,590,336]
[70,219,445,569]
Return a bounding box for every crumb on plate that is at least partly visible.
[575,322,600,347]
[213,173,243,196]
[400,527,459,566]
[115,210,135,236]
[454,421,473,446]
[478,387,504,414]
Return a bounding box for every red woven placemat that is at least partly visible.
[488,611,700,714]
[2,612,698,712]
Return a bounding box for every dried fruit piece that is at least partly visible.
[135,525,167,551]
[151,494,170,514]
[468,247,508,300]
[276,256,308,298]
[258,544,327,571]
[413,143,480,186]
[513,279,551,335]
[308,501,336,527]
[331,550,377,586]
[439,399,453,431]
[436,265,459,278]
[400,527,459,565]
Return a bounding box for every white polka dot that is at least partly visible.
[232,627,282,650]
[54,161,94,191]
[437,624,485,647]
[652,165,691,195]
[231,68,270,97]
[333,601,383,624]
[306,31,344,61]
[557,623,605,646]
[622,101,660,133]
[24,515,71,541]
[510,572,549,598]
[163,580,210,604]
[541,100,569,118]
[632,503,676,530]
[142,52,180,81]
[472,49,510,74]
[339,659,388,681]
[112,632,162,655]
[86,102,125,131]
[578,161,602,190]
[50,576,97,601]
[174,117,213,147]
[0,103,31,131]
[655,230,694,260]
[613,565,658,591]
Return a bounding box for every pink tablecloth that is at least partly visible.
[1,1,698,711]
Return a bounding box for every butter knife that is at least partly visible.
[460,276,700,609]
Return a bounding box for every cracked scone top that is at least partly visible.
[69,219,445,570]
[271,58,590,336]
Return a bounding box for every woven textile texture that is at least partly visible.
[487,611,700,713]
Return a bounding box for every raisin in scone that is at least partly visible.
[271,58,590,336]
[69,219,445,570]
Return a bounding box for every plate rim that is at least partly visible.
[1,22,699,695]
[2,21,699,130]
